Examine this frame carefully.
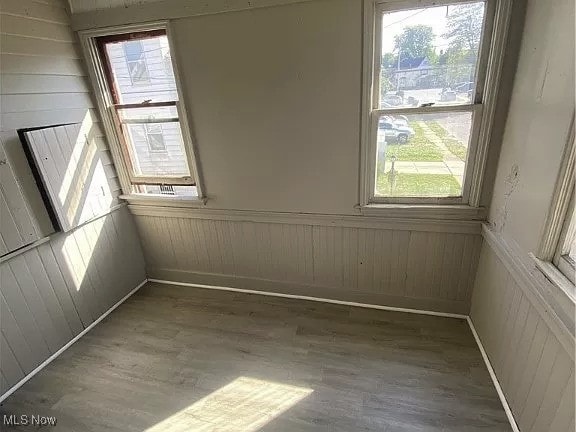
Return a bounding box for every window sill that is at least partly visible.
[120,194,207,208]
[358,204,486,221]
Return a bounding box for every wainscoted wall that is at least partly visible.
[132,208,482,314]
[471,237,575,432]
[0,0,147,398]
[0,143,42,255]
[0,205,146,395]
[469,0,575,428]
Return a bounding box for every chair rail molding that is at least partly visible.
[481,224,575,359]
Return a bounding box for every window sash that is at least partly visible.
[109,106,195,185]
[553,199,576,284]
[372,0,492,111]
[361,0,503,206]
[97,31,196,188]
[367,105,483,204]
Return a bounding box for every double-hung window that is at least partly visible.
[362,0,508,206]
[537,124,576,287]
[90,28,200,198]
[555,200,576,284]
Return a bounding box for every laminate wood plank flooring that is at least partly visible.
[1,282,511,431]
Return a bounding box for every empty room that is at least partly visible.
[0,0,574,430]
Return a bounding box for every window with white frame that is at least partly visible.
[93,28,199,198]
[537,124,576,286]
[362,0,505,205]
[554,199,576,283]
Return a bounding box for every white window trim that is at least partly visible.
[553,193,575,285]
[78,21,206,204]
[360,0,512,212]
[535,117,576,289]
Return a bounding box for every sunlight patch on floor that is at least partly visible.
[145,377,313,432]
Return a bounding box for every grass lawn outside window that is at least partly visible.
[427,122,468,161]
[384,123,444,162]
[376,173,461,197]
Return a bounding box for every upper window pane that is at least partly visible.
[104,35,178,103]
[123,40,144,62]
[379,2,486,108]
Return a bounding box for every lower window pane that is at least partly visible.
[124,121,190,177]
[374,111,472,198]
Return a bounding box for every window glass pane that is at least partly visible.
[124,122,190,177]
[379,2,485,108]
[375,111,472,197]
[146,124,167,152]
[123,40,144,62]
[104,35,178,103]
[563,207,576,262]
[567,236,576,262]
[127,60,150,83]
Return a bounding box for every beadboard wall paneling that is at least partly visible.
[0,0,147,399]
[70,0,316,27]
[70,0,162,13]
[471,243,575,432]
[0,145,42,255]
[134,214,482,314]
[0,206,146,396]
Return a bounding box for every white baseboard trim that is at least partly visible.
[148,278,468,320]
[0,278,148,404]
[467,317,519,432]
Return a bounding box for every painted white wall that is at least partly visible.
[470,0,575,428]
[487,0,575,253]
[170,0,361,214]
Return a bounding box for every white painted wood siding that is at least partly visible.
[0,0,147,398]
[24,124,115,232]
[70,0,161,13]
[471,243,575,432]
[1,0,122,216]
[0,146,42,255]
[133,213,482,314]
[0,206,146,396]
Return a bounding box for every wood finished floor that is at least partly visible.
[1,282,511,431]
